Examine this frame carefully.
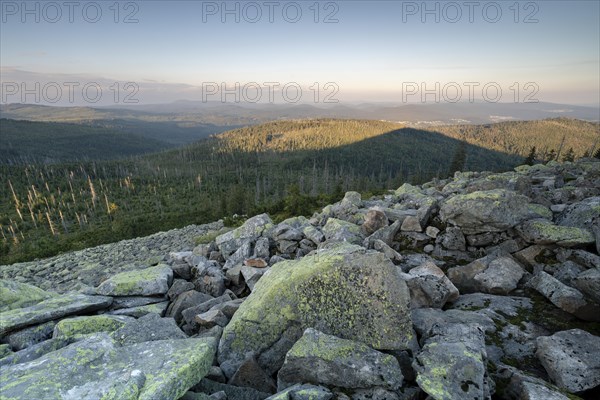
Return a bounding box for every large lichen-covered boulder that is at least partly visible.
[516,218,595,248]
[277,328,403,391]
[439,189,532,235]
[216,214,274,259]
[0,280,54,313]
[96,265,173,296]
[0,293,113,337]
[0,333,217,400]
[218,243,413,378]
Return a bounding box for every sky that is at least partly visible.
[1,0,599,106]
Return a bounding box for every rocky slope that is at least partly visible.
[1,159,600,400]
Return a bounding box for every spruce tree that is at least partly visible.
[524,146,536,165]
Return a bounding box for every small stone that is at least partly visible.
[195,309,229,328]
[362,209,389,235]
[401,216,422,232]
[425,226,440,238]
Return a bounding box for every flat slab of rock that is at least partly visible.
[53,315,133,340]
[439,189,531,235]
[516,219,595,247]
[278,328,403,391]
[96,264,173,296]
[0,293,112,336]
[529,271,600,321]
[536,329,600,393]
[0,280,54,312]
[0,334,217,400]
[218,243,413,379]
[111,313,187,345]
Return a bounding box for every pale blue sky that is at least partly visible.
[1,0,599,105]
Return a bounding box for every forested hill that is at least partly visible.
[435,118,600,159]
[1,118,598,264]
[0,118,171,163]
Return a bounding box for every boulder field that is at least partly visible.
[1,159,600,400]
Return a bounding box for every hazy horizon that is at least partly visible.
[1,1,599,107]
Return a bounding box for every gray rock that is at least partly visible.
[448,254,524,295]
[546,261,585,287]
[167,279,195,300]
[166,290,214,323]
[52,315,133,340]
[0,337,71,367]
[516,218,595,247]
[400,216,422,232]
[277,328,403,391]
[529,271,600,321]
[192,258,226,297]
[302,226,325,245]
[400,261,459,308]
[194,379,270,400]
[536,329,600,392]
[266,384,333,400]
[181,294,234,328]
[425,226,440,239]
[241,265,269,291]
[493,364,571,400]
[413,318,489,400]
[411,308,497,340]
[274,224,303,242]
[438,227,466,251]
[0,333,217,400]
[439,189,532,235]
[466,232,497,247]
[218,243,413,379]
[372,239,403,263]
[216,214,273,259]
[350,388,400,400]
[254,237,271,259]
[0,293,112,336]
[96,264,173,296]
[195,309,229,329]
[230,356,277,394]
[111,313,187,345]
[570,249,600,269]
[362,209,389,235]
[0,280,54,312]
[110,295,167,310]
[594,225,600,255]
[108,300,170,318]
[277,240,298,255]
[5,320,56,351]
[473,256,525,295]
[322,218,363,244]
[171,262,192,280]
[555,196,600,232]
[364,220,401,248]
[574,267,600,304]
